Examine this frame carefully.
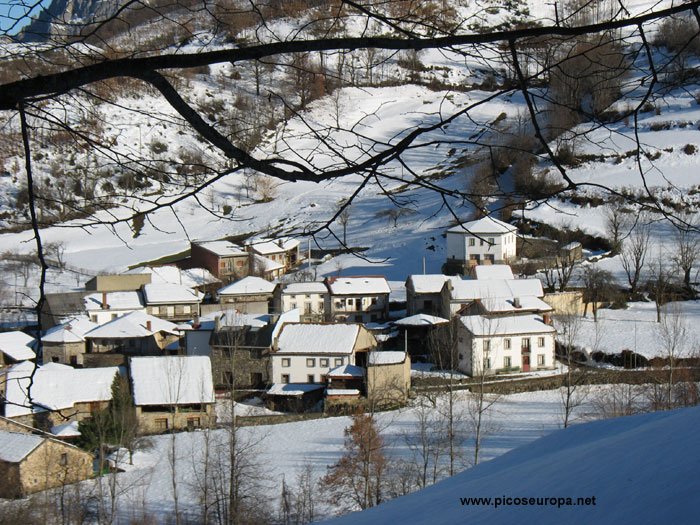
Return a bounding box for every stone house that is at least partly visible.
[41,316,97,366]
[405,274,458,316]
[217,276,276,313]
[2,362,119,431]
[129,356,216,434]
[444,216,518,275]
[85,273,151,292]
[142,283,201,323]
[0,331,36,368]
[325,276,391,323]
[83,311,181,365]
[273,281,328,320]
[190,240,250,281]
[456,314,556,376]
[0,430,94,498]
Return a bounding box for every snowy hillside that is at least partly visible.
[329,405,700,524]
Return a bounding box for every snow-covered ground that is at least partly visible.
[330,405,700,524]
[61,389,580,522]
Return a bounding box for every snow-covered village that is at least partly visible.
[0,0,700,523]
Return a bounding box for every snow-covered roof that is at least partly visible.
[126,265,220,287]
[84,311,180,339]
[460,315,556,336]
[142,283,200,304]
[474,265,515,280]
[248,237,300,254]
[407,274,457,294]
[368,351,407,365]
[266,383,324,396]
[478,296,553,314]
[42,316,97,344]
[84,291,144,311]
[271,309,301,343]
[3,364,119,417]
[0,331,36,361]
[326,389,361,396]
[129,356,214,406]
[216,311,271,329]
[394,314,449,326]
[218,276,276,296]
[253,254,285,272]
[0,431,44,462]
[326,276,391,295]
[281,282,329,295]
[275,323,360,355]
[328,364,364,377]
[449,278,544,301]
[446,215,517,235]
[51,421,81,438]
[194,240,246,257]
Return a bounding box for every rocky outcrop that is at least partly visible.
[19,0,125,41]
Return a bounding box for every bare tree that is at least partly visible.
[582,266,616,322]
[656,302,689,410]
[672,222,700,294]
[620,213,652,295]
[554,302,587,428]
[604,203,631,254]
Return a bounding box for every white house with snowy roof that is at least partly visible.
[246,237,301,269]
[456,314,556,376]
[273,281,329,321]
[445,216,518,273]
[83,290,145,325]
[441,277,548,317]
[405,274,461,316]
[269,323,377,386]
[129,355,216,433]
[325,276,391,323]
[0,331,35,368]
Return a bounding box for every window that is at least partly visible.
[183,305,191,314]
[504,356,511,368]
[320,358,329,367]
[334,358,343,366]
[468,238,475,246]
[281,374,290,384]
[187,417,201,429]
[151,306,159,314]
[504,338,511,350]
[480,239,485,246]
[483,340,490,351]
[60,453,68,466]
[483,357,491,369]
[488,237,494,245]
[307,374,315,383]
[236,260,244,267]
[538,337,546,347]
[290,302,297,309]
[424,299,433,310]
[282,358,291,367]
[537,354,545,366]
[371,297,378,305]
[521,338,531,351]
[306,358,316,367]
[155,418,169,431]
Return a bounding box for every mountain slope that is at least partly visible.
[328,406,700,524]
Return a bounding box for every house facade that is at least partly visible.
[0,431,94,499]
[445,216,518,274]
[270,323,377,385]
[325,276,391,323]
[190,240,250,281]
[142,283,201,322]
[217,276,276,313]
[84,290,146,325]
[247,237,301,270]
[41,317,97,366]
[405,274,457,316]
[274,282,328,320]
[456,315,556,376]
[366,351,411,405]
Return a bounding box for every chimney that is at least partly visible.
[543,313,551,325]
[513,297,521,308]
[146,320,152,331]
[102,292,108,309]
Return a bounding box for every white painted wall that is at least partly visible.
[446,231,517,262]
[458,331,555,376]
[271,353,354,384]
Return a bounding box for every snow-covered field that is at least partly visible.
[67,389,576,522]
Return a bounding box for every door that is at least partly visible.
[522,354,530,372]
